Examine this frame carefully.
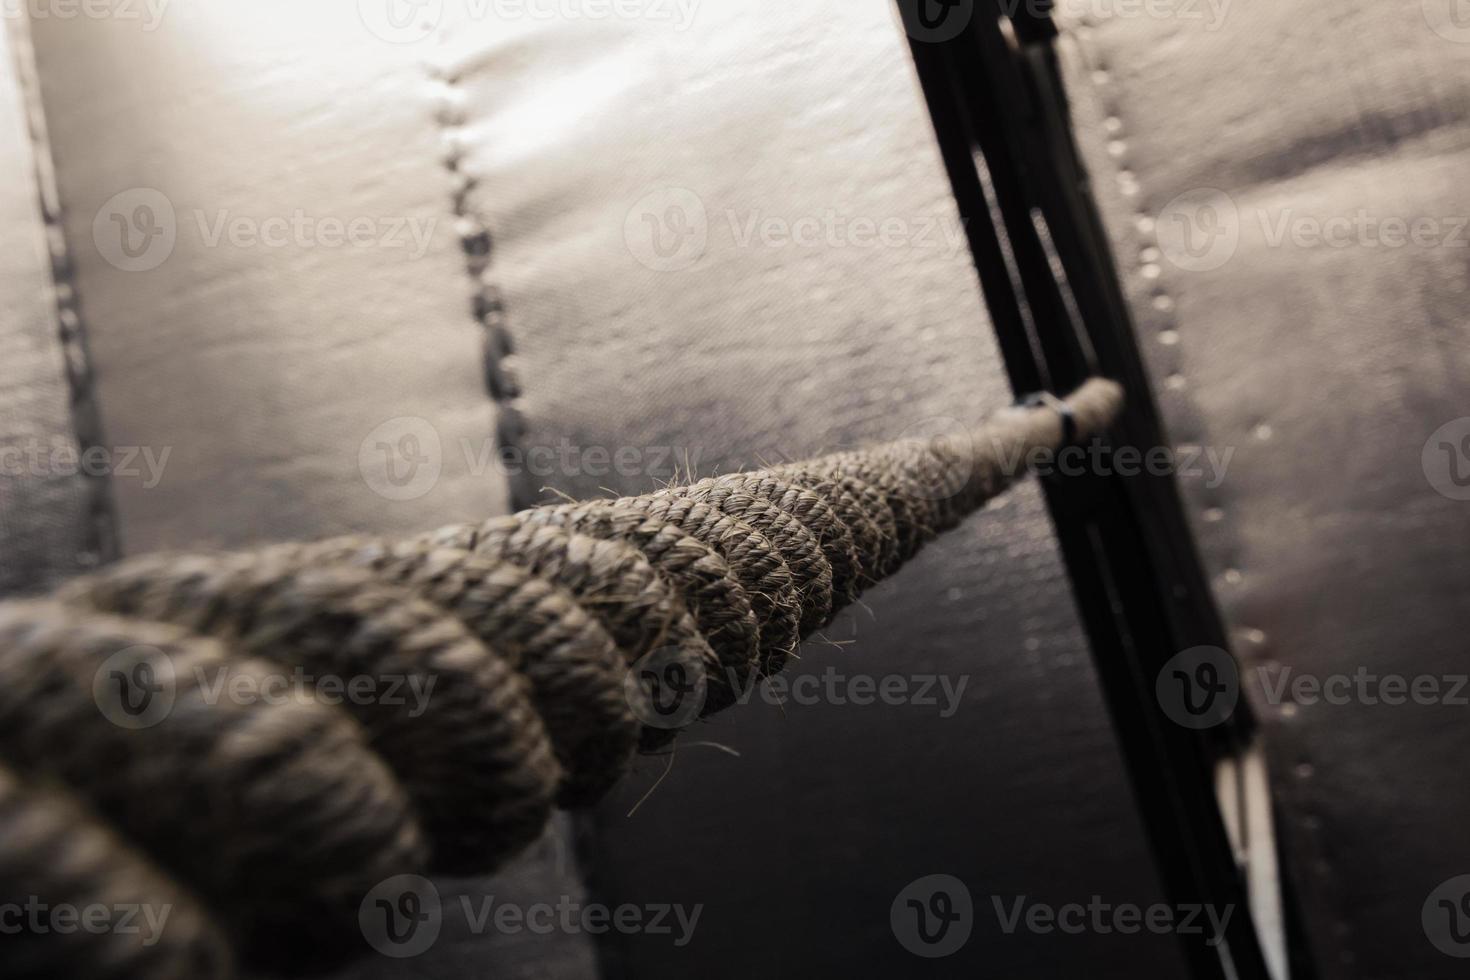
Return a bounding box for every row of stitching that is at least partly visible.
[1067,17,1348,976]
[1066,21,1260,668]
[8,13,119,577]
[428,52,535,511]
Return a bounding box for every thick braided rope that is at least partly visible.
[0,766,235,980]
[0,379,1121,979]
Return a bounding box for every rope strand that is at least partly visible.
[0,379,1122,978]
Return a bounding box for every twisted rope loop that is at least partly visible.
[0,379,1122,978]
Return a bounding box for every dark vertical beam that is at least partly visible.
[899,2,1292,977]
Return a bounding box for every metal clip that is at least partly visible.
[1015,390,1078,445]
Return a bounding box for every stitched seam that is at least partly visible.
[1067,19,1348,976]
[9,13,119,573]
[1064,32,1242,581]
[428,56,534,511]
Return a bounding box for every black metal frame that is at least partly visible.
[899,2,1303,977]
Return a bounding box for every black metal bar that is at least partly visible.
[899,2,1292,977]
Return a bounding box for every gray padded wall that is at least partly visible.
[0,21,109,597]
[442,3,1190,976]
[27,4,509,554]
[15,6,593,978]
[12,2,1463,977]
[1056,4,1470,976]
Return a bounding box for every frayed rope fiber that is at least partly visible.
[0,379,1121,978]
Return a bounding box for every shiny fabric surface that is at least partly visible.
[441,3,1183,976]
[0,22,102,597]
[1057,4,1470,975]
